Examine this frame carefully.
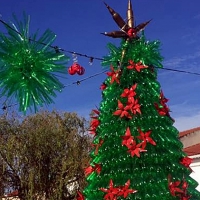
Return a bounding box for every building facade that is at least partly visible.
[179,127,200,192]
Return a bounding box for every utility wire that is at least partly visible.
[1,18,200,110]
[0,18,200,76]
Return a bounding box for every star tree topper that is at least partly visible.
[102,0,151,65]
[102,0,151,39]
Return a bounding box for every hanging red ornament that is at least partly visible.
[77,66,85,75]
[68,66,77,75]
[68,63,85,75]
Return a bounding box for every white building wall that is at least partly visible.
[190,156,200,192]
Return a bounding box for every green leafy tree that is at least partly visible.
[0,111,91,200]
[81,1,200,200]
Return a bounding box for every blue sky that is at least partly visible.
[1,0,200,131]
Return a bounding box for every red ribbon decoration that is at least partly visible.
[168,175,184,197]
[84,163,102,176]
[92,139,104,155]
[127,60,148,72]
[127,97,141,115]
[89,118,100,136]
[180,180,192,200]
[121,127,147,157]
[155,91,171,117]
[114,84,141,119]
[169,180,184,196]
[168,175,192,199]
[118,180,138,198]
[160,90,169,104]
[180,157,193,171]
[154,102,170,116]
[121,84,137,98]
[127,142,147,157]
[137,129,156,149]
[92,109,100,116]
[121,127,135,149]
[100,82,107,90]
[107,65,121,84]
[76,191,85,200]
[100,179,137,200]
[100,179,120,200]
[113,100,132,119]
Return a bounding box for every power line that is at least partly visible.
[1,18,200,110]
[0,18,200,76]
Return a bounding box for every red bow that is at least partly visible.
[100,82,107,90]
[127,60,148,72]
[121,84,137,98]
[169,180,184,196]
[154,102,170,116]
[127,142,147,157]
[168,175,184,197]
[89,118,100,135]
[121,127,147,157]
[121,127,135,149]
[113,100,132,119]
[137,129,156,149]
[100,179,120,200]
[107,65,120,84]
[118,180,137,198]
[155,91,170,116]
[100,179,137,200]
[92,139,104,155]
[127,97,141,115]
[92,109,100,116]
[180,157,193,171]
[84,163,102,176]
[160,90,169,104]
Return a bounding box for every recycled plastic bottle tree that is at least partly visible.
[78,1,200,200]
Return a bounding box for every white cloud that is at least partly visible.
[170,103,200,131]
[163,51,200,69]
[174,113,200,132]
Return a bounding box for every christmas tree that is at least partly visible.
[78,1,200,199]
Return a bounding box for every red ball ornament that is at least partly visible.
[68,66,76,75]
[68,63,85,75]
[77,66,85,75]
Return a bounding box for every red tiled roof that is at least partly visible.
[179,126,200,138]
[179,127,200,156]
[183,143,200,156]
